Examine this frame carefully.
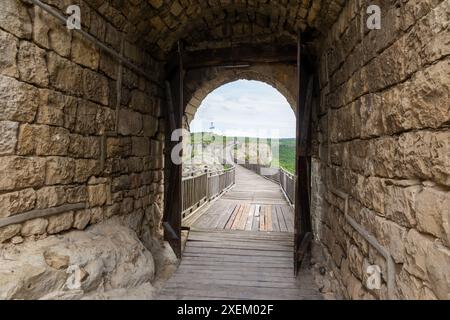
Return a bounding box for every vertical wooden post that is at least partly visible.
[294,31,302,275]
[245,137,250,166]
[190,130,194,164]
[223,135,227,164]
[234,137,238,163]
[257,137,260,165]
[163,41,184,258]
[294,32,314,275]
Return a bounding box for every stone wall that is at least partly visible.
[312,0,450,299]
[0,0,165,247]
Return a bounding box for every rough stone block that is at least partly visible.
[0,0,32,39]
[399,131,450,186]
[374,215,407,264]
[17,124,70,156]
[21,218,48,237]
[71,33,100,70]
[74,159,101,183]
[0,121,18,155]
[73,209,91,230]
[0,75,41,122]
[383,59,450,134]
[0,29,18,77]
[0,156,46,191]
[132,137,150,156]
[405,229,450,300]
[87,184,108,207]
[360,93,385,138]
[83,69,109,105]
[45,157,76,185]
[0,224,21,243]
[18,41,49,86]
[35,186,67,210]
[69,135,100,159]
[415,187,450,245]
[48,52,83,96]
[96,106,116,133]
[89,207,104,224]
[66,185,87,204]
[118,108,142,136]
[384,183,421,228]
[75,100,99,135]
[130,90,151,114]
[0,188,36,219]
[47,212,74,234]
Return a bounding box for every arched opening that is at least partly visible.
[185,79,295,174]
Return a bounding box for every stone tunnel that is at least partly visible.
[0,0,449,300]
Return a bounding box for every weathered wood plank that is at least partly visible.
[281,205,295,233]
[173,267,296,279]
[230,204,244,230]
[183,247,292,258]
[276,205,289,232]
[160,286,320,300]
[266,206,273,232]
[164,277,304,290]
[224,204,240,229]
[245,205,255,231]
[181,254,292,264]
[214,203,237,229]
[186,239,294,249]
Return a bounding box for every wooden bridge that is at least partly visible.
[158,165,322,300]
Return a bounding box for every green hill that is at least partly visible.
[188,133,296,174]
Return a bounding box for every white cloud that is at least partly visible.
[190,80,296,138]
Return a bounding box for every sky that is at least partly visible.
[189,80,296,138]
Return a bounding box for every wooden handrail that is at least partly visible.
[182,166,236,218]
[279,167,296,180]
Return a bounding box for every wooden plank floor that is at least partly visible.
[187,165,294,232]
[193,202,294,232]
[158,229,322,300]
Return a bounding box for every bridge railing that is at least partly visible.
[279,167,296,205]
[182,166,236,218]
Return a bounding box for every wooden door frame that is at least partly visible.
[163,42,184,258]
[294,32,315,274]
[163,37,316,265]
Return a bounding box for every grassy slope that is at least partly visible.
[271,138,296,174]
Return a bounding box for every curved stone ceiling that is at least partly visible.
[90,0,345,59]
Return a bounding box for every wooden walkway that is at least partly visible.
[185,166,294,232]
[159,165,321,300]
[158,229,322,300]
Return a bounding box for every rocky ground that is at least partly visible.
[0,217,178,300]
[183,143,228,177]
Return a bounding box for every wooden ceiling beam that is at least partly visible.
[165,44,298,76]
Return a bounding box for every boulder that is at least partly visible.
[0,219,160,300]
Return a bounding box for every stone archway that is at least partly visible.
[183,64,298,128]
